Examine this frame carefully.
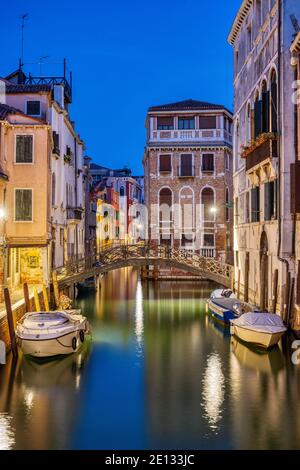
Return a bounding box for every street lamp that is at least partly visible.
[210,206,218,214]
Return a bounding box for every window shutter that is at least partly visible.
[262,91,270,133]
[271,82,278,132]
[16,135,33,163]
[157,117,174,129]
[180,154,192,176]
[251,187,260,222]
[254,100,263,138]
[26,101,40,116]
[159,154,172,172]
[202,154,214,172]
[15,189,32,221]
[264,182,271,221]
[199,116,216,129]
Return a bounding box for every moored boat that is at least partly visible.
[16,310,89,358]
[207,295,259,326]
[230,312,287,349]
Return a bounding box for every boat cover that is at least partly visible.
[233,312,287,334]
[22,310,82,329]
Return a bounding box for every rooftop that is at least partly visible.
[228,0,252,46]
[148,99,232,114]
[0,103,23,120]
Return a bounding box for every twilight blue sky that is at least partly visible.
[1,0,241,174]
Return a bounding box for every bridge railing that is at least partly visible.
[55,242,233,285]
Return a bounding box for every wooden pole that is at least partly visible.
[42,284,50,311]
[272,269,279,314]
[286,277,295,327]
[260,254,268,311]
[244,254,249,303]
[284,271,291,324]
[33,287,41,312]
[237,269,241,300]
[23,282,31,312]
[52,270,60,308]
[3,288,18,358]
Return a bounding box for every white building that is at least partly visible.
[228,0,299,320]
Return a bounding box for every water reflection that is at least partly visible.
[202,353,225,433]
[0,414,15,450]
[0,269,300,449]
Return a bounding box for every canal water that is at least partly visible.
[0,268,300,450]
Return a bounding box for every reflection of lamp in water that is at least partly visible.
[202,353,225,432]
[135,279,144,345]
[0,414,15,450]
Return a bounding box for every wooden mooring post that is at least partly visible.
[23,282,31,313]
[42,284,50,311]
[34,287,41,312]
[272,269,279,314]
[52,270,60,308]
[3,288,18,359]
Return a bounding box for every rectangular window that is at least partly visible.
[159,154,172,173]
[15,189,33,221]
[245,191,250,223]
[264,180,277,221]
[26,100,41,116]
[180,154,193,177]
[203,234,214,247]
[53,131,60,154]
[157,116,174,130]
[199,116,216,129]
[178,117,195,130]
[16,135,33,163]
[202,154,214,173]
[251,186,260,223]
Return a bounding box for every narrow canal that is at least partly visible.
[0,268,300,450]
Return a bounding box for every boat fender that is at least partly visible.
[72,337,77,351]
[79,330,85,343]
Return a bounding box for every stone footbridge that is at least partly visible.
[57,243,233,289]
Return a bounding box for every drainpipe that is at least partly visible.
[277,0,290,314]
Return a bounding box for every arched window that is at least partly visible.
[159,188,172,244]
[201,187,215,222]
[120,186,125,197]
[261,80,269,133]
[270,69,278,133]
[52,173,56,206]
[180,187,194,246]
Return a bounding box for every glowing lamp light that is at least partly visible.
[210,206,217,214]
[0,208,5,220]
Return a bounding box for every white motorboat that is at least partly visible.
[210,289,236,300]
[16,310,89,358]
[230,312,287,349]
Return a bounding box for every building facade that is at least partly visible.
[228,0,299,319]
[0,102,51,300]
[143,99,233,262]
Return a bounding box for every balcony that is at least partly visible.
[66,207,83,224]
[242,133,278,172]
[149,128,232,145]
[178,166,195,178]
[200,247,216,258]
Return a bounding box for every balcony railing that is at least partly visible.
[178,166,195,177]
[241,133,278,172]
[200,247,216,258]
[149,128,232,144]
[66,207,83,221]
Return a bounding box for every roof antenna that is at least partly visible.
[20,13,29,68]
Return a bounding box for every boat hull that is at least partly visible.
[18,329,86,358]
[232,324,285,349]
[207,299,237,325]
